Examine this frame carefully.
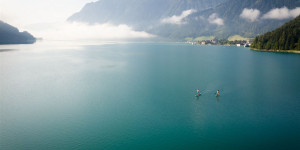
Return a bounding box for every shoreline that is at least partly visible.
[250,48,300,54]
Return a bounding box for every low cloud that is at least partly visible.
[161,9,196,25]
[27,22,154,40]
[208,13,224,26]
[262,7,300,20]
[240,8,260,22]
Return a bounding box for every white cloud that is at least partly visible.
[161,9,196,25]
[290,7,300,18]
[262,7,300,20]
[208,13,224,26]
[240,8,260,22]
[28,22,154,40]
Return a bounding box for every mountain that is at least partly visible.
[152,0,300,39]
[68,0,226,28]
[191,0,299,37]
[251,15,300,51]
[68,0,300,40]
[0,21,36,44]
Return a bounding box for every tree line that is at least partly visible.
[251,15,300,50]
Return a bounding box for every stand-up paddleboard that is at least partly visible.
[195,93,201,97]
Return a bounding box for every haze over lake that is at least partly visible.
[1,42,299,149]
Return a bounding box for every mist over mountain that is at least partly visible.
[0,21,36,44]
[176,0,300,39]
[68,0,300,40]
[68,0,225,24]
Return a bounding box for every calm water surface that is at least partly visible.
[1,41,300,149]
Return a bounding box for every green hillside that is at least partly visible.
[251,15,300,51]
[228,35,249,41]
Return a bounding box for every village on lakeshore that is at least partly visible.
[186,38,252,47]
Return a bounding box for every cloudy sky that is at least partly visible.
[0,0,153,40]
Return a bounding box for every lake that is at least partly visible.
[1,41,300,150]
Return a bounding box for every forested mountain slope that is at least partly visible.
[251,15,300,50]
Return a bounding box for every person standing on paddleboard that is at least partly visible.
[216,90,220,97]
[197,89,200,96]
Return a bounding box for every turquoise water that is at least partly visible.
[1,42,300,149]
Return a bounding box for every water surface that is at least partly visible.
[1,41,300,149]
